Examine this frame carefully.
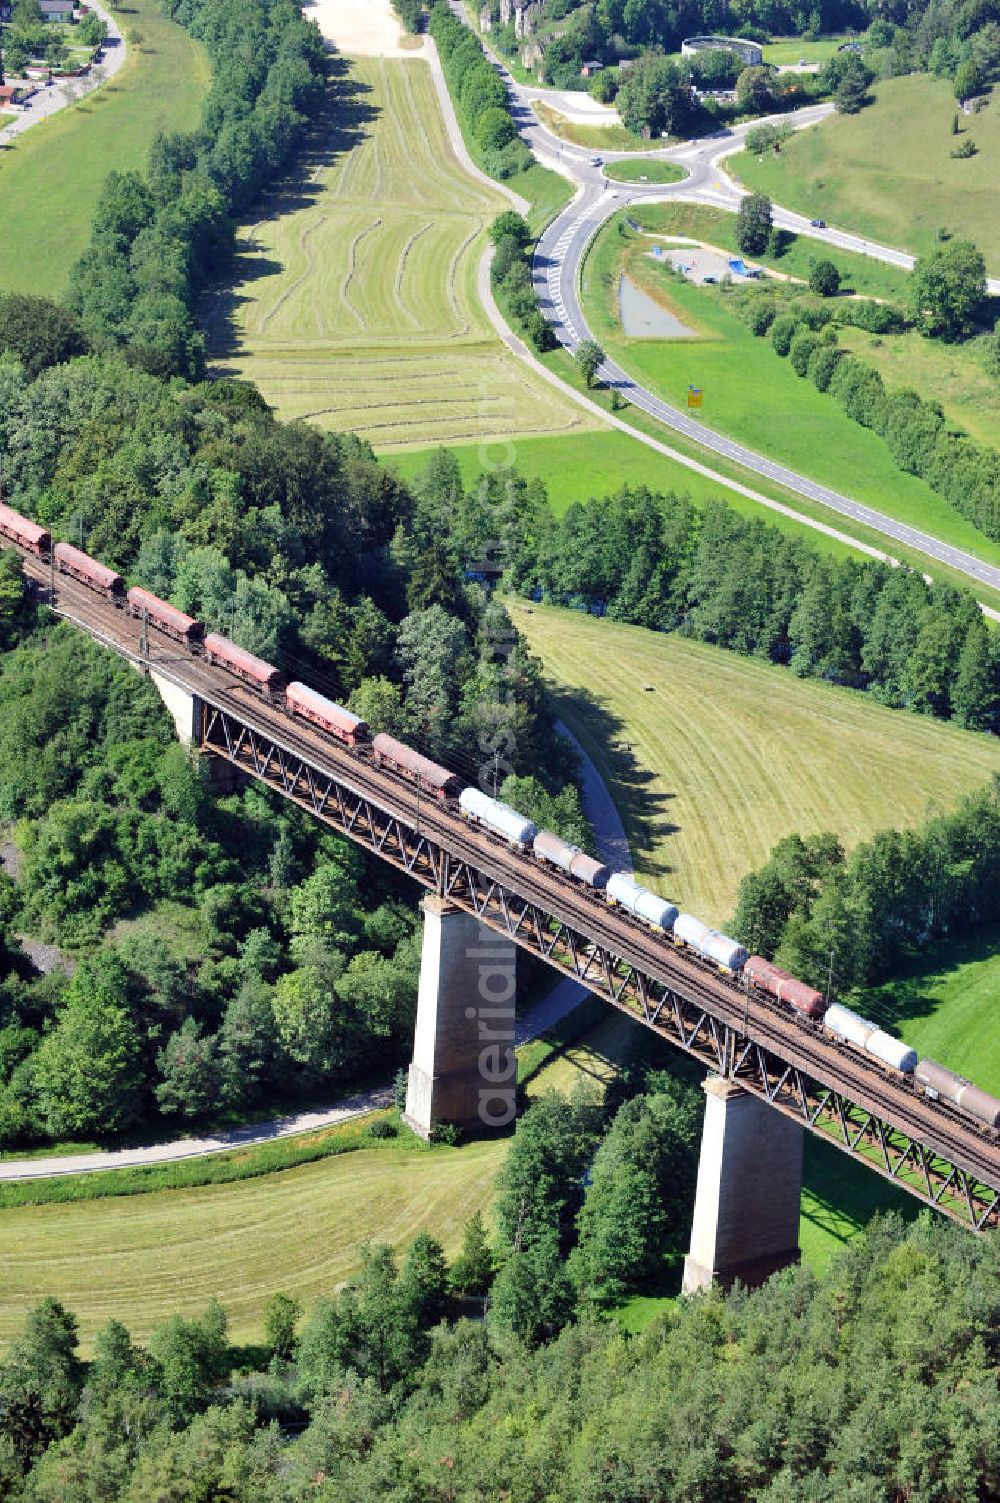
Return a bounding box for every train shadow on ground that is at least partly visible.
[204,58,379,360]
[543,681,679,878]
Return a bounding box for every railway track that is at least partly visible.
[15,550,1000,1219]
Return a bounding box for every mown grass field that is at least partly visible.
[508,601,1000,925]
[0,1011,637,1353]
[208,56,589,452]
[0,988,922,1352]
[0,0,210,299]
[731,75,1000,273]
[580,216,1000,569]
[0,1131,506,1351]
[761,35,851,65]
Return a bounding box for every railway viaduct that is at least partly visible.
[12,549,1000,1291]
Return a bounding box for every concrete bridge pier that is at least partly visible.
[682,1076,804,1294]
[150,672,202,746]
[404,894,517,1139]
[148,674,243,790]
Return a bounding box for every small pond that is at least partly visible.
[619,275,695,338]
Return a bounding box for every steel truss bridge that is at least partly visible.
[14,548,1000,1233]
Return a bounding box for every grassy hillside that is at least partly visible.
[0,0,210,300]
[508,601,1000,924]
[580,217,1000,569]
[730,75,1000,273]
[835,322,1000,451]
[208,56,589,452]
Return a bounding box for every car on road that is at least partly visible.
[810,218,826,228]
[590,155,602,166]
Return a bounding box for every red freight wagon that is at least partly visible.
[126,587,203,645]
[285,681,368,746]
[54,541,125,599]
[745,955,826,1019]
[0,502,51,557]
[203,632,283,694]
[371,733,460,800]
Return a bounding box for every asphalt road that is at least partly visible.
[446,3,1000,595]
[532,178,1000,595]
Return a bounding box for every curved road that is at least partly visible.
[447,2,1000,596]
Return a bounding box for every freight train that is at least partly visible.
[3,504,999,1136]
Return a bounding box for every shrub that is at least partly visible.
[484,139,532,179]
[745,298,777,336]
[829,354,886,426]
[770,314,799,356]
[490,211,531,250]
[834,299,905,333]
[476,106,516,151]
[950,137,977,158]
[807,343,842,391]
[527,310,555,351]
[736,193,772,257]
[808,258,841,297]
[491,234,523,283]
[367,1118,399,1139]
[798,302,834,330]
[789,329,820,376]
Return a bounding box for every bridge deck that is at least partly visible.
[12,546,1000,1225]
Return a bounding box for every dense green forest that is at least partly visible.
[0,351,585,1147]
[0,1203,995,1502]
[3,351,1000,1145]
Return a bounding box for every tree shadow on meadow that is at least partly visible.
[204,57,379,360]
[856,925,1000,1034]
[542,677,680,882]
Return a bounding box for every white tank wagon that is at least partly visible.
[917,1060,1000,1129]
[673,913,747,972]
[673,912,710,951]
[866,1029,918,1074]
[824,1003,876,1051]
[533,830,611,889]
[459,788,538,850]
[606,873,678,931]
[702,932,749,973]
